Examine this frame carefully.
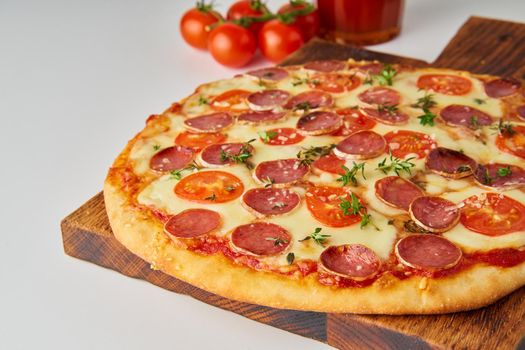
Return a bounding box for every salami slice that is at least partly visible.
[200,142,253,167]
[334,130,386,160]
[304,60,346,72]
[284,90,334,110]
[358,87,400,106]
[319,244,381,280]
[247,67,289,81]
[409,196,460,233]
[473,163,525,189]
[149,146,194,172]
[231,222,291,256]
[425,147,477,178]
[361,107,409,125]
[440,104,493,128]
[297,111,343,135]
[375,176,424,211]
[242,188,300,217]
[246,89,290,111]
[355,63,382,75]
[184,113,233,133]
[518,105,525,120]
[484,78,521,98]
[395,234,462,270]
[254,159,309,186]
[238,110,286,124]
[164,209,221,238]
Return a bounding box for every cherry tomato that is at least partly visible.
[305,186,363,227]
[174,171,244,203]
[312,154,346,175]
[278,2,320,41]
[417,74,472,96]
[175,131,227,151]
[208,23,257,68]
[259,19,304,63]
[383,130,436,159]
[227,0,268,36]
[180,3,222,50]
[496,125,525,159]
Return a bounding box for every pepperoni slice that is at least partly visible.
[211,89,250,112]
[174,171,244,203]
[304,60,346,72]
[331,109,376,136]
[354,63,382,75]
[149,146,194,172]
[484,78,520,98]
[312,153,346,175]
[358,87,400,106]
[425,147,477,178]
[375,176,424,211]
[311,73,360,93]
[184,113,233,133]
[260,127,305,145]
[417,74,472,96]
[200,143,253,167]
[517,105,525,120]
[164,209,221,238]
[247,67,289,81]
[246,89,290,111]
[334,130,386,160]
[496,125,525,159]
[297,111,343,136]
[409,196,460,233]
[460,193,525,236]
[238,110,286,124]
[361,107,409,125]
[231,222,291,256]
[395,234,462,270]
[254,159,309,186]
[284,90,334,110]
[440,105,493,128]
[473,163,525,189]
[175,131,226,151]
[384,130,435,159]
[305,186,362,227]
[320,244,381,280]
[242,188,300,217]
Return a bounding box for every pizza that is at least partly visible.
[104,59,525,314]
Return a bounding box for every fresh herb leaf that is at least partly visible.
[491,120,516,137]
[198,96,209,105]
[377,104,399,114]
[337,162,366,186]
[375,64,397,86]
[204,193,217,201]
[286,252,295,265]
[411,93,436,109]
[258,130,278,143]
[262,176,275,188]
[404,220,430,233]
[296,144,336,166]
[265,237,289,246]
[169,161,202,180]
[376,152,416,176]
[363,75,374,85]
[473,98,486,105]
[483,168,493,185]
[153,144,161,151]
[470,116,479,130]
[497,166,512,177]
[417,108,437,126]
[220,139,255,169]
[293,101,312,111]
[339,194,378,230]
[456,165,471,173]
[299,227,331,247]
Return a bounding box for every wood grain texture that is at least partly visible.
[62,16,525,350]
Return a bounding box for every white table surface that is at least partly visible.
[1,0,524,349]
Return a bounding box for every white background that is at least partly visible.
[1,0,524,349]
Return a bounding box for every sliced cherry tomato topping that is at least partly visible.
[384,130,435,159]
[496,125,525,159]
[174,171,244,203]
[417,74,472,96]
[310,73,360,93]
[305,186,362,227]
[461,193,525,236]
[260,127,305,145]
[175,131,227,151]
[332,109,376,136]
[210,89,251,112]
[312,153,346,175]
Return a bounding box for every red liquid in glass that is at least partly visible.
[317,0,404,45]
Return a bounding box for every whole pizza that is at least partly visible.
[104,59,525,314]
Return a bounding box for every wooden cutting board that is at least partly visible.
[61,16,525,350]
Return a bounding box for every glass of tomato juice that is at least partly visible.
[316,0,404,45]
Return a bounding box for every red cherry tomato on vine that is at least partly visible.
[227,0,268,36]
[180,3,222,50]
[208,23,257,68]
[278,2,320,41]
[259,20,305,63]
